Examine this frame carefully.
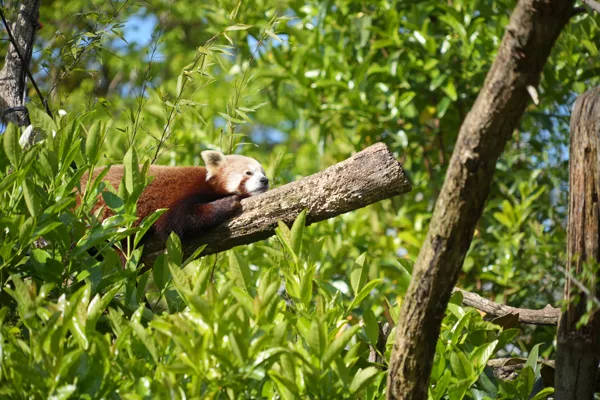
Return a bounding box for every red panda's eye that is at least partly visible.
[245,171,252,176]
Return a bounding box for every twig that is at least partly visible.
[47,0,132,99]
[150,31,221,163]
[129,25,163,145]
[556,264,600,308]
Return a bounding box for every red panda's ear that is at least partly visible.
[201,150,226,176]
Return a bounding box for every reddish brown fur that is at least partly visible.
[78,150,269,252]
[79,165,244,243]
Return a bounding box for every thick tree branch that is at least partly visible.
[453,288,560,325]
[141,142,411,265]
[386,0,574,398]
[0,0,44,126]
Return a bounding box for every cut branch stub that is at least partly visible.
[555,86,600,400]
[141,142,411,264]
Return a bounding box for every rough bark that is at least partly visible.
[386,1,574,398]
[0,0,41,126]
[581,0,600,14]
[554,87,600,400]
[141,142,411,265]
[453,288,560,325]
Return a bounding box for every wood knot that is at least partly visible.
[461,151,479,173]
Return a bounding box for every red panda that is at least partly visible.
[80,150,269,243]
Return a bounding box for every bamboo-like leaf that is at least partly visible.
[229,250,252,294]
[3,123,21,166]
[349,367,380,394]
[323,324,360,365]
[134,208,168,248]
[363,308,379,345]
[347,279,382,312]
[350,252,367,295]
[290,209,307,257]
[22,180,42,218]
[225,24,252,31]
[85,122,103,163]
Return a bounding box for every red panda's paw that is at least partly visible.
[230,194,243,211]
[217,194,243,213]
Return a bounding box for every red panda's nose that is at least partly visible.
[260,177,269,185]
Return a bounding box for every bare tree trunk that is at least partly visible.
[141,142,412,265]
[0,0,42,127]
[386,0,574,398]
[555,87,600,400]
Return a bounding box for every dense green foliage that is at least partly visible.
[1,0,600,398]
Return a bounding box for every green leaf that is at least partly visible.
[275,220,298,264]
[269,370,298,400]
[290,209,307,256]
[134,208,168,248]
[225,24,252,31]
[363,308,379,345]
[347,279,382,312]
[450,310,473,348]
[18,216,35,243]
[450,350,474,380]
[308,317,326,358]
[26,104,57,137]
[3,123,21,166]
[85,122,103,163]
[49,384,77,400]
[153,254,170,291]
[229,250,252,294]
[299,264,316,307]
[323,324,360,365]
[22,180,42,217]
[432,370,452,400]
[169,261,191,293]
[530,387,554,400]
[265,29,283,43]
[525,343,541,376]
[438,14,467,40]
[129,318,158,363]
[443,80,458,101]
[350,252,368,294]
[101,191,124,212]
[87,284,121,330]
[517,366,535,398]
[166,232,183,266]
[429,74,447,91]
[470,340,498,371]
[349,367,380,394]
[493,212,512,227]
[122,148,141,197]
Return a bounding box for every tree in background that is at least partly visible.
[0,0,599,398]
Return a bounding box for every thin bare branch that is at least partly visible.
[453,288,560,325]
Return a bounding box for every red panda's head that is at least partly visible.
[201,150,269,197]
